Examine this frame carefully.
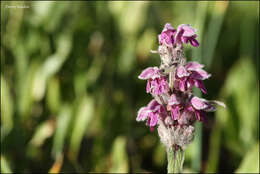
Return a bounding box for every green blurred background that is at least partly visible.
[1,1,259,173]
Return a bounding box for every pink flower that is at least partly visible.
[175,24,199,47]
[175,61,211,94]
[167,94,182,120]
[187,96,221,122]
[137,99,167,130]
[167,95,222,124]
[139,67,170,95]
[158,23,176,46]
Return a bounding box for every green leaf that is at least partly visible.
[236,142,259,173]
[52,105,72,159]
[1,75,13,140]
[203,1,229,68]
[17,61,40,120]
[206,57,259,172]
[222,57,258,151]
[109,136,129,173]
[69,95,95,159]
[46,77,61,114]
[0,155,12,173]
[32,33,72,101]
[153,142,166,167]
[29,120,54,147]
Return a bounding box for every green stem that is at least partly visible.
[167,146,185,174]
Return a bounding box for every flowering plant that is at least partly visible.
[137,23,225,173]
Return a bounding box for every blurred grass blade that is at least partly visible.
[153,142,166,167]
[31,1,55,26]
[0,155,12,173]
[206,57,258,172]
[192,1,208,61]
[29,120,55,147]
[52,105,72,159]
[1,75,13,140]
[205,122,221,172]
[49,154,64,173]
[47,77,61,114]
[136,29,156,62]
[109,136,129,173]
[69,95,95,160]
[236,142,259,173]
[18,61,40,120]
[203,1,229,68]
[32,33,72,101]
[109,1,148,36]
[190,121,202,172]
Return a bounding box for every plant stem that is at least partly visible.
[167,146,185,173]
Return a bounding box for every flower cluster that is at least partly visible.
[158,23,199,48]
[137,23,225,149]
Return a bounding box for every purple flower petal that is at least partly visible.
[185,105,194,112]
[171,105,180,120]
[138,67,160,80]
[136,107,150,121]
[175,27,185,44]
[194,80,207,94]
[185,61,204,71]
[159,105,167,115]
[179,78,187,92]
[158,23,176,46]
[176,66,190,78]
[175,24,199,47]
[180,24,196,37]
[191,96,208,110]
[150,77,169,95]
[189,37,199,47]
[147,99,160,110]
[194,110,206,121]
[186,78,195,89]
[168,94,180,105]
[149,113,158,127]
[191,69,211,80]
[146,80,150,93]
[163,23,175,32]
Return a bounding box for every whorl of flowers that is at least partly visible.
[137,23,225,150]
